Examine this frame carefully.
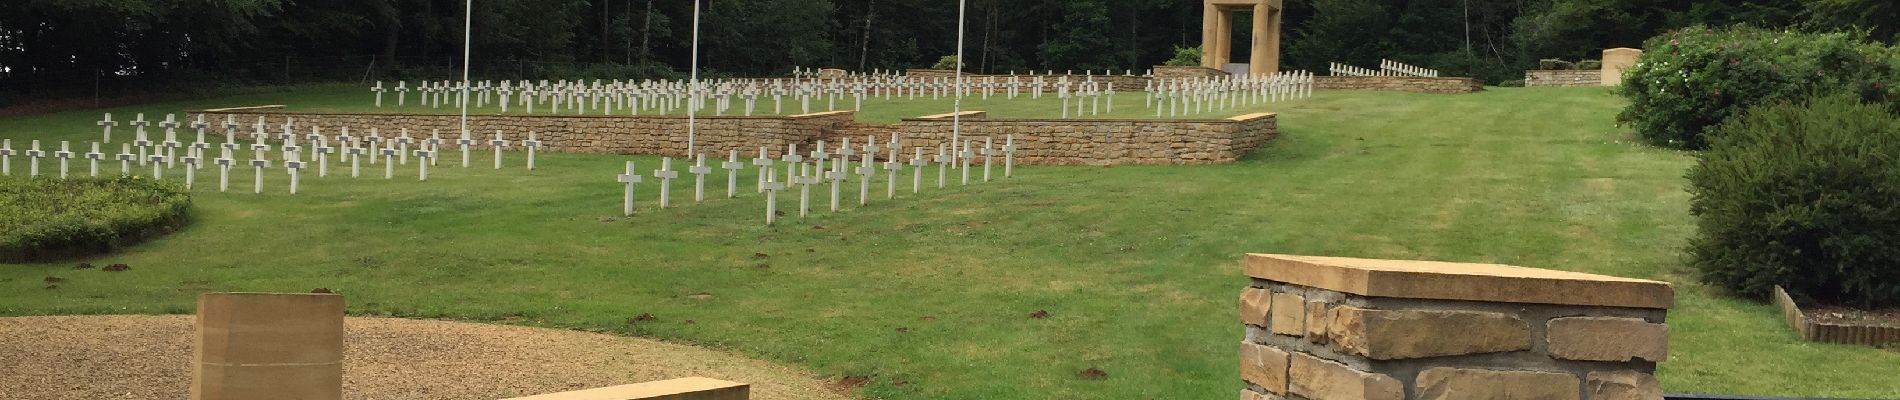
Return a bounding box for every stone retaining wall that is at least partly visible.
[895,112,1274,165]
[1526,70,1603,87]
[1239,254,1673,400]
[1154,66,1232,79]
[1313,76,1485,94]
[186,107,853,158]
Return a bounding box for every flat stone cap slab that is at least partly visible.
[1245,254,1672,309]
[501,377,748,400]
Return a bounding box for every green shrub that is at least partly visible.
[1687,95,1900,308]
[1618,26,1900,149]
[1538,59,1576,70]
[0,176,191,262]
[1577,60,1603,70]
[931,56,960,71]
[1497,79,1526,87]
[1164,46,1203,67]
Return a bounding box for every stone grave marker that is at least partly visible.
[55,141,73,179]
[25,140,44,176]
[653,157,678,208]
[215,147,234,192]
[761,166,783,225]
[284,151,305,194]
[933,143,950,189]
[617,161,642,216]
[116,143,134,177]
[489,131,509,169]
[723,150,745,198]
[523,132,542,170]
[415,144,435,181]
[97,113,118,143]
[85,142,103,177]
[382,140,399,179]
[825,158,846,212]
[689,154,712,203]
[250,146,271,193]
[372,81,386,107]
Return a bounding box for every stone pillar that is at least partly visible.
[1202,6,1224,68]
[192,292,346,400]
[1214,10,1233,66]
[1601,48,1644,86]
[1238,254,1672,400]
[1249,3,1271,76]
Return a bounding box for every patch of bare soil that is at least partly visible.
[0,315,850,400]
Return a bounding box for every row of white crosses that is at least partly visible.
[367,68,1174,119]
[1329,61,1440,78]
[1144,71,1314,118]
[1328,62,1380,77]
[1378,59,1439,78]
[616,134,1020,225]
[17,113,548,194]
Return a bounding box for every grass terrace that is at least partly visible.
[2,85,1895,399]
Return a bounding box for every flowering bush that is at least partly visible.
[1617,26,1900,149]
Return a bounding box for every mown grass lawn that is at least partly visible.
[2,86,1895,399]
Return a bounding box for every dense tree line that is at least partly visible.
[1,0,1893,101]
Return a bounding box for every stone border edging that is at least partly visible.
[1773,286,1900,347]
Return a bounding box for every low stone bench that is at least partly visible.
[1239,254,1673,400]
[500,377,749,400]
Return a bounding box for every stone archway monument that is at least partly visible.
[1201,0,1283,76]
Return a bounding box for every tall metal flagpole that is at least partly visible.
[459,0,473,139]
[687,0,702,156]
[951,0,967,161]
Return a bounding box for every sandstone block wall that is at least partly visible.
[1525,70,1603,87]
[1312,76,1485,94]
[893,112,1275,165]
[1239,254,1673,400]
[1154,66,1232,79]
[185,107,853,158]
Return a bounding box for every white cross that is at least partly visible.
[689,154,713,203]
[372,81,386,107]
[723,150,745,198]
[760,166,783,225]
[55,141,74,179]
[382,141,400,179]
[910,147,929,193]
[85,142,103,177]
[25,140,44,177]
[653,157,679,208]
[415,145,435,181]
[490,131,509,169]
[216,147,234,192]
[523,132,542,170]
[115,143,134,177]
[97,113,118,143]
[1003,135,1017,178]
[617,161,643,216]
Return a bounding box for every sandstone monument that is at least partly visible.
[1201,0,1284,76]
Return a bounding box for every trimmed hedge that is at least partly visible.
[1687,95,1900,307]
[1618,26,1900,150]
[0,176,191,262]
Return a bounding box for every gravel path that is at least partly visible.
[0,315,849,400]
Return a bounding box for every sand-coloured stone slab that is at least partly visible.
[1244,253,1673,309]
[503,377,748,400]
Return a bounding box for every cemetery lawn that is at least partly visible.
[4,86,1897,399]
